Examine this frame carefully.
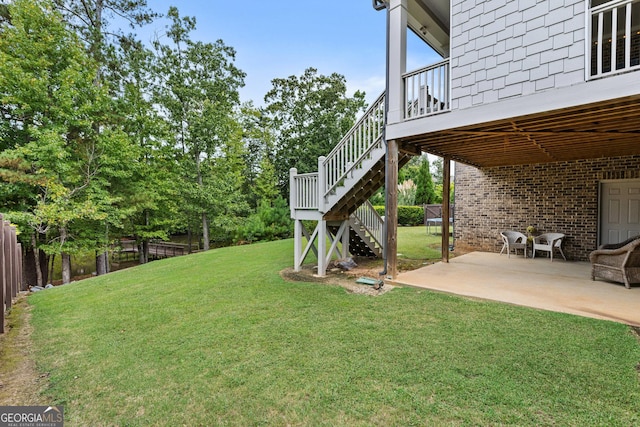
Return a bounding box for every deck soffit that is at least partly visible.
[408,0,450,56]
[400,95,640,168]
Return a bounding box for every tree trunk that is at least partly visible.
[140,240,149,264]
[202,212,210,251]
[96,251,108,275]
[31,233,43,287]
[187,227,192,253]
[60,226,71,284]
[48,253,55,285]
[141,211,149,263]
[41,252,49,285]
[196,154,209,251]
[61,253,71,284]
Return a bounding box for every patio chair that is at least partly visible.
[532,233,566,261]
[589,235,640,289]
[500,231,528,258]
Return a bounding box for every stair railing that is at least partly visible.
[320,93,386,209]
[352,200,384,251]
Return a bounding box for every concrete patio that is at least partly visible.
[394,252,640,326]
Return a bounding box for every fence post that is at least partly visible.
[0,216,25,334]
[9,224,17,300]
[4,221,12,312]
[17,243,24,291]
[0,215,4,334]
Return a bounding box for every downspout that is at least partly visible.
[373,0,390,278]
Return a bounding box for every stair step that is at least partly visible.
[327,225,378,258]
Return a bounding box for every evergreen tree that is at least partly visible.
[414,155,436,205]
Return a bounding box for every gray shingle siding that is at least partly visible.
[451,0,585,110]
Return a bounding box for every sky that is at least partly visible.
[125,0,440,106]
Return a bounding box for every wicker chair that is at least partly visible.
[589,235,640,289]
[532,233,566,261]
[500,231,528,258]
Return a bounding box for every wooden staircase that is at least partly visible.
[289,93,411,275]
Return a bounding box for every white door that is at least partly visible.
[600,180,640,245]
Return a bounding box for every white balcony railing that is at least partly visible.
[589,0,640,78]
[403,59,450,120]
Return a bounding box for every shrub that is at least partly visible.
[398,206,424,226]
[235,197,293,243]
[372,205,424,226]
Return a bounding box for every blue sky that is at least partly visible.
[130,1,439,106]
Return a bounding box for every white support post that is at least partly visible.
[387,0,407,124]
[294,219,302,272]
[317,219,327,276]
[317,156,326,214]
[289,168,297,217]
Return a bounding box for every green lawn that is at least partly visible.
[27,230,640,426]
[397,225,451,260]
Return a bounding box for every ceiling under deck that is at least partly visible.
[401,95,640,168]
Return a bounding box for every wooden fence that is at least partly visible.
[424,204,455,235]
[1,214,23,334]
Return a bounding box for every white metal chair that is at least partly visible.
[500,231,528,258]
[532,233,566,262]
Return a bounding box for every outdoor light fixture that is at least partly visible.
[372,0,386,11]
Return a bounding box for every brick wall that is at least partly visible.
[450,0,586,110]
[453,156,640,260]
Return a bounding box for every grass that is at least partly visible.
[24,227,640,426]
[397,225,451,260]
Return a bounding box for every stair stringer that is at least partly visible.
[321,142,386,214]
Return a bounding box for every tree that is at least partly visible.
[399,155,421,183]
[0,0,135,283]
[239,102,277,208]
[51,0,157,68]
[264,68,366,194]
[112,36,181,263]
[431,157,443,183]
[152,6,245,250]
[50,0,159,273]
[414,155,436,205]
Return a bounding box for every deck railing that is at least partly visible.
[289,171,319,211]
[403,58,450,120]
[589,0,640,78]
[353,201,384,250]
[321,93,386,203]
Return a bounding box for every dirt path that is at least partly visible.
[279,256,420,296]
[0,294,47,405]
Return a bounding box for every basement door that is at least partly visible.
[600,180,640,246]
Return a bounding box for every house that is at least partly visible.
[290,0,640,279]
